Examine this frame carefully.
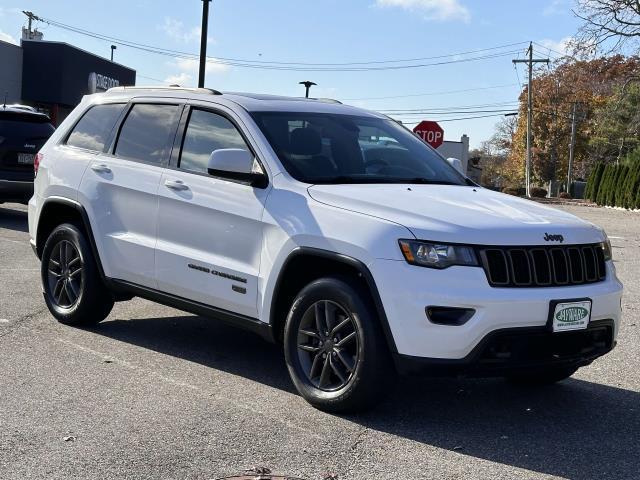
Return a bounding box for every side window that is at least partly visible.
[179,109,250,174]
[66,103,125,152]
[115,104,179,164]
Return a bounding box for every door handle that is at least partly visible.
[91,163,111,173]
[164,179,189,191]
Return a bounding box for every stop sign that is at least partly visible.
[413,120,444,149]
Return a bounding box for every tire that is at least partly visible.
[506,366,578,386]
[283,276,395,413]
[40,223,114,326]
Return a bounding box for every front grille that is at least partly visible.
[479,244,606,287]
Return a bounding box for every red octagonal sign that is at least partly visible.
[413,120,444,149]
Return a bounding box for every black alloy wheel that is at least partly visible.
[46,240,83,309]
[284,276,395,412]
[41,223,114,326]
[296,300,359,391]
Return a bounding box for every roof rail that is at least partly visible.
[313,98,343,104]
[106,86,223,95]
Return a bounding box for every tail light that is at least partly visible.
[34,152,43,177]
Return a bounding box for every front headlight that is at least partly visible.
[399,239,479,269]
[600,236,612,261]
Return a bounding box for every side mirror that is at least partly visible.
[447,157,464,174]
[207,148,267,188]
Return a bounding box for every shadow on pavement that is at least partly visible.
[94,313,640,480]
[95,314,294,393]
[0,206,29,233]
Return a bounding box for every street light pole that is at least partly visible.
[198,0,212,88]
[299,81,317,98]
[110,45,117,62]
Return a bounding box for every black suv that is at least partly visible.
[0,106,55,204]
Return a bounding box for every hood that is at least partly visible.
[307,184,604,246]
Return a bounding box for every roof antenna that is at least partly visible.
[2,91,7,108]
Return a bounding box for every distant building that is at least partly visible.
[466,156,482,184]
[436,134,470,175]
[0,38,136,125]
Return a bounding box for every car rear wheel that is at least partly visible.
[284,276,395,412]
[41,223,113,326]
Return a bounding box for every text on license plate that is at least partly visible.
[17,153,35,165]
[552,300,592,332]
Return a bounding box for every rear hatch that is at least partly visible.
[0,110,55,182]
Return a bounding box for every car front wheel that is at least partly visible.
[284,276,394,412]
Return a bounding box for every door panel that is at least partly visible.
[81,155,164,287]
[155,106,269,317]
[78,102,181,287]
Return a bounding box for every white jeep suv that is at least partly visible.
[28,87,623,412]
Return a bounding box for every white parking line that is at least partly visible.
[609,236,625,239]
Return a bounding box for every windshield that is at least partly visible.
[251,111,468,185]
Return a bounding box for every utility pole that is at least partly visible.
[22,11,41,39]
[513,42,549,197]
[198,0,212,88]
[299,81,317,98]
[567,102,578,194]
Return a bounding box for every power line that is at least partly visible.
[38,15,526,66]
[137,74,167,84]
[36,14,524,72]
[512,51,525,89]
[378,101,519,113]
[384,109,518,116]
[532,42,572,59]
[400,113,515,124]
[342,84,519,101]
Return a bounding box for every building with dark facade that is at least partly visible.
[1,39,136,125]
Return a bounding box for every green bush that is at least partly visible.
[588,150,640,208]
[622,151,640,208]
[585,163,604,201]
[613,165,628,206]
[595,164,611,205]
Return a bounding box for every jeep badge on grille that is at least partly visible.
[544,233,564,242]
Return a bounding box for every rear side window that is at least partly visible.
[115,104,180,165]
[66,103,125,152]
[179,109,250,174]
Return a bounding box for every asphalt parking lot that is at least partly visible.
[0,202,638,480]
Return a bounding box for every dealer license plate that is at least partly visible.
[552,300,592,332]
[17,153,35,165]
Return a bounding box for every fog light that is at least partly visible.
[425,306,475,326]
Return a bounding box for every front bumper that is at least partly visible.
[370,259,623,362]
[394,319,615,376]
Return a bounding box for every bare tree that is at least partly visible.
[574,0,640,52]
